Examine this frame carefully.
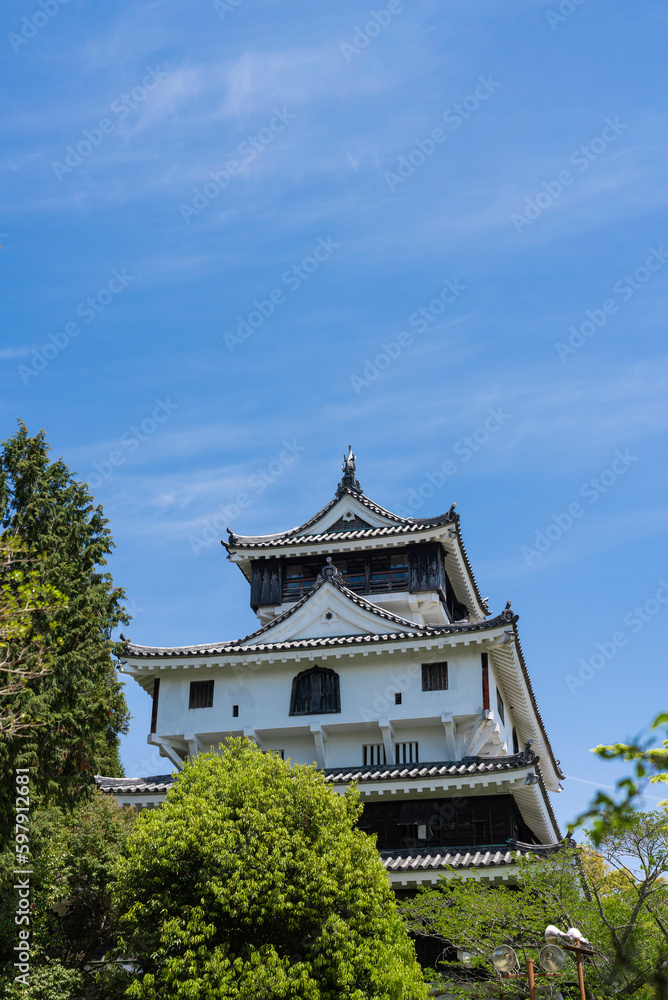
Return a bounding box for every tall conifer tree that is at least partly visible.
[0,422,130,835]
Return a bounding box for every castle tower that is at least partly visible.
[98,450,564,888]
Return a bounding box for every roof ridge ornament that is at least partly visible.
[321,556,343,581]
[337,445,362,495]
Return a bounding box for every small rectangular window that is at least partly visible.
[395,692,402,705]
[395,742,419,765]
[232,705,239,717]
[262,749,285,759]
[189,680,214,709]
[363,744,386,766]
[496,687,505,724]
[422,662,448,691]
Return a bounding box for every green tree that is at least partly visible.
[0,535,66,740]
[0,791,136,999]
[401,824,668,1000]
[114,740,428,1000]
[573,712,668,844]
[0,421,130,840]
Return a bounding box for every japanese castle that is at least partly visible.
[98,450,565,889]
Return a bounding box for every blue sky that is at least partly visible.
[2,0,667,831]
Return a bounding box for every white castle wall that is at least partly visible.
[146,642,517,768]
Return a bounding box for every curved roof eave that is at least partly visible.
[225,484,457,548]
[120,588,517,659]
[510,621,566,783]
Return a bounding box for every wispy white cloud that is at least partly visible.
[0,348,30,360]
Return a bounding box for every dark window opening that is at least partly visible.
[422,662,448,691]
[281,548,408,602]
[232,704,239,717]
[445,573,469,621]
[189,680,214,709]
[395,692,402,705]
[496,687,505,724]
[512,727,519,754]
[150,678,160,734]
[359,794,540,851]
[289,666,341,715]
[370,550,408,593]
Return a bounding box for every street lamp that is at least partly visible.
[491,926,594,1000]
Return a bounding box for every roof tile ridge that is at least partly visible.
[228,485,462,549]
[450,513,488,614]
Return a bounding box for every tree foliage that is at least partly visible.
[572,712,668,845]
[0,791,136,999]
[0,421,130,840]
[0,535,66,740]
[401,820,668,1000]
[114,740,428,999]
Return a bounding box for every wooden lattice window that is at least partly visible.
[422,662,448,691]
[189,680,214,709]
[289,666,340,715]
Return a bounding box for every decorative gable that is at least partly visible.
[236,578,424,646]
[294,492,401,535]
[326,512,374,532]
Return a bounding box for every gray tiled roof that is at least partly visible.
[225,485,487,615]
[227,518,455,549]
[95,774,174,794]
[381,838,569,873]
[382,848,526,872]
[323,756,533,783]
[122,575,514,658]
[225,485,456,548]
[95,754,536,796]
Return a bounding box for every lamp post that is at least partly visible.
[491,925,594,1000]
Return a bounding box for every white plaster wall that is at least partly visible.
[146,643,494,767]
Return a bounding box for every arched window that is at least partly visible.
[289,666,340,715]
